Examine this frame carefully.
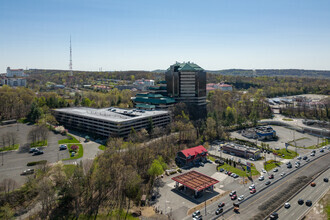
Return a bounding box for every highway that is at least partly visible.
[185,146,330,220]
[276,167,330,220]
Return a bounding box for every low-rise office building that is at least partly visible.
[52,107,171,138]
[222,143,261,160]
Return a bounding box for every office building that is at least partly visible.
[222,143,261,160]
[52,107,171,138]
[165,62,207,119]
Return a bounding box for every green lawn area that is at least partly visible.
[274,148,298,159]
[207,155,215,162]
[30,140,47,148]
[98,145,105,150]
[62,144,83,161]
[218,163,260,177]
[63,164,77,177]
[264,160,282,171]
[282,118,293,121]
[0,144,19,152]
[58,134,80,144]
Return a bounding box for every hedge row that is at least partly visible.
[27,160,47,166]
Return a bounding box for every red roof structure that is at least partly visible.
[180,145,207,158]
[172,171,219,192]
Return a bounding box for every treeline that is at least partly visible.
[207,69,330,78]
[0,86,133,122]
[207,74,330,97]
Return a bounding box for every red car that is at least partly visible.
[250,188,256,194]
[227,172,232,176]
[231,194,237,200]
[218,202,225,208]
[269,174,274,179]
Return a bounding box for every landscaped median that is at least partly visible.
[62,144,83,161]
[264,160,282,171]
[274,148,298,159]
[217,162,260,177]
[30,140,47,148]
[0,144,19,152]
[58,134,80,144]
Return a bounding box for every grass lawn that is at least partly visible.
[218,163,260,177]
[264,160,282,171]
[0,144,19,152]
[207,155,216,162]
[30,140,47,148]
[98,145,105,150]
[63,164,76,177]
[282,118,293,121]
[274,148,298,159]
[58,134,80,144]
[62,144,83,161]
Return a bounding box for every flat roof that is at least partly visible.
[223,143,260,154]
[171,171,219,192]
[53,107,169,123]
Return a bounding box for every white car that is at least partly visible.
[280,172,286,176]
[262,169,266,173]
[238,195,244,201]
[259,176,264,181]
[273,168,278,172]
[249,184,255,190]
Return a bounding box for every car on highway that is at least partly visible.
[231,194,237,200]
[303,156,308,160]
[306,158,310,162]
[250,188,256,194]
[311,182,316,187]
[284,202,291,209]
[20,169,34,175]
[270,212,278,219]
[33,150,44,156]
[295,163,300,168]
[29,148,39,153]
[320,149,324,153]
[310,152,315,156]
[269,174,274,179]
[249,184,255,190]
[273,168,278,172]
[297,156,302,160]
[59,144,67,150]
[306,200,312,206]
[281,172,286,176]
[218,202,225,208]
[298,199,304,205]
[238,195,244,201]
[259,176,264,181]
[324,178,329,182]
[287,164,292,168]
[215,208,223,215]
[265,180,271,185]
[229,191,236,196]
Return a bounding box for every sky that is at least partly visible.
[1,0,330,71]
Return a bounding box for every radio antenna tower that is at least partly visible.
[69,36,73,76]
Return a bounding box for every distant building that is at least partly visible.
[175,145,208,166]
[206,83,233,94]
[255,126,276,140]
[133,79,155,91]
[52,107,171,138]
[131,93,176,110]
[0,67,27,87]
[166,62,207,119]
[222,143,261,160]
[6,67,26,77]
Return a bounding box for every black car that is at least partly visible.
[215,208,223,215]
[270,212,278,220]
[298,199,304,205]
[33,150,44,156]
[306,200,312,206]
[303,156,308,160]
[29,148,39,153]
[265,181,271,185]
[324,178,329,182]
[218,202,225,208]
[219,168,224,172]
[287,164,292,168]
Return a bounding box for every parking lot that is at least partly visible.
[0,123,69,186]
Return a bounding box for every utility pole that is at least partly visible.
[204,182,207,216]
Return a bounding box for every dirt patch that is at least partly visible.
[187,191,229,216]
[139,206,167,220]
[304,189,329,220]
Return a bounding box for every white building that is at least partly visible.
[1,78,27,87]
[133,79,155,90]
[6,67,26,77]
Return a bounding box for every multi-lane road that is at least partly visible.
[276,168,330,220]
[186,146,330,220]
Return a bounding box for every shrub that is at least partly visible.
[27,160,47,166]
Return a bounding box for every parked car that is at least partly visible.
[320,149,324,153]
[262,169,266,173]
[59,144,67,150]
[269,174,274,179]
[227,172,232,176]
[229,191,236,196]
[192,210,201,218]
[71,152,76,157]
[265,181,271,185]
[21,169,34,175]
[281,172,286,176]
[259,176,264,181]
[297,156,302,160]
[273,168,278,172]
[219,168,224,172]
[215,208,223,215]
[298,199,304,205]
[306,200,312,206]
[218,202,225,208]
[306,158,310,162]
[310,152,315,156]
[29,148,39,153]
[231,194,237,200]
[249,184,255,190]
[287,164,292,168]
[284,202,291,209]
[303,156,308,160]
[233,202,240,207]
[238,195,244,201]
[33,150,44,156]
